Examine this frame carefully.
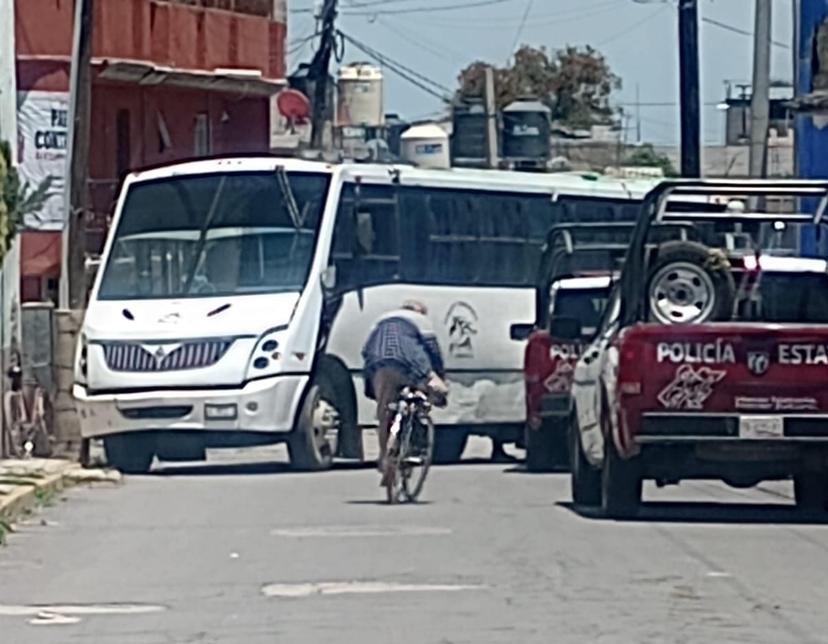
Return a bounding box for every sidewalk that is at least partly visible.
[0,458,120,542]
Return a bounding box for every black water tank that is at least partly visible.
[451,101,488,167]
[502,100,551,161]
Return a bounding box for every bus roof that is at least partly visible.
[125,156,663,201]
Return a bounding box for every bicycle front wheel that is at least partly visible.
[400,415,434,503]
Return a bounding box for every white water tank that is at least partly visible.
[400,124,450,169]
[336,63,384,128]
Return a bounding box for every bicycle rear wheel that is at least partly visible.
[400,415,434,503]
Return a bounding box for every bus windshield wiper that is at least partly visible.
[183,175,227,294]
[276,166,304,229]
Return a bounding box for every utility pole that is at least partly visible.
[749,0,772,178]
[635,83,642,145]
[61,0,95,310]
[483,66,498,169]
[678,0,701,177]
[0,0,18,148]
[309,0,338,150]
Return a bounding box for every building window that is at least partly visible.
[194,112,211,157]
[116,109,131,178]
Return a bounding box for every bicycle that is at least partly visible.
[383,387,436,504]
[3,370,51,459]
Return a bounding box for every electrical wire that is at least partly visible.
[597,5,668,46]
[701,16,790,50]
[339,31,452,102]
[377,17,467,61]
[340,0,520,16]
[509,0,534,56]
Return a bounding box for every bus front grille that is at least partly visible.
[102,340,233,372]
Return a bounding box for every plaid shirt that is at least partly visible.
[362,313,445,399]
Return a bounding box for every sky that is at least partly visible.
[287,0,795,145]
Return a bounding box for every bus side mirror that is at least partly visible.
[549,316,582,341]
[321,265,337,292]
[510,323,534,341]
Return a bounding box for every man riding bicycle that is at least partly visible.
[362,301,449,480]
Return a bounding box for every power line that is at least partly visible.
[510,0,534,55]
[339,31,452,101]
[405,0,618,28]
[701,16,790,49]
[377,17,467,61]
[294,0,519,15]
[598,5,667,46]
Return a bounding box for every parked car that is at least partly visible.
[569,179,828,517]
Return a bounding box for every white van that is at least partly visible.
[73,157,658,472]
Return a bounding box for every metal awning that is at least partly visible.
[95,59,285,97]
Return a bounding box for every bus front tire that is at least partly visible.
[104,432,156,474]
[288,377,340,471]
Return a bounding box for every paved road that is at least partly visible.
[3,438,828,643]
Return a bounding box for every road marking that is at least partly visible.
[0,602,166,626]
[705,571,732,579]
[29,612,82,626]
[271,525,452,538]
[261,581,483,598]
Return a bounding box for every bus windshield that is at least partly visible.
[97,171,330,300]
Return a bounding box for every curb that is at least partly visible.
[0,471,69,525]
[0,461,121,538]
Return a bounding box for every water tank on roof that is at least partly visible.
[451,101,488,167]
[502,100,551,163]
[336,63,384,128]
[400,124,450,169]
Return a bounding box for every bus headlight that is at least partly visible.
[247,329,286,377]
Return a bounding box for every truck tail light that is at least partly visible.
[618,339,643,397]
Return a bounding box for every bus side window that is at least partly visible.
[331,183,400,291]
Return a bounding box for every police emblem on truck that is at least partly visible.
[747,351,770,377]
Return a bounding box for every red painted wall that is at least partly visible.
[15,0,286,80]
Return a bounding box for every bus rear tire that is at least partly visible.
[288,377,340,471]
[104,432,156,474]
[432,428,468,465]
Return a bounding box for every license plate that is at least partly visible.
[738,416,784,439]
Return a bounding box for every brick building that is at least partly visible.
[12,0,287,302]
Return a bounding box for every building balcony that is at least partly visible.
[15,0,286,80]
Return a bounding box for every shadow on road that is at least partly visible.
[502,464,569,475]
[149,460,376,477]
[557,501,828,526]
[146,456,522,477]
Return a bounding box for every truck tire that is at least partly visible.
[104,432,156,474]
[288,375,341,471]
[647,241,735,325]
[569,416,601,506]
[601,438,642,519]
[526,421,568,472]
[794,472,828,513]
[432,429,468,464]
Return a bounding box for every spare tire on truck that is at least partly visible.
[646,241,736,324]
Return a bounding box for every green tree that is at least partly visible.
[624,143,678,177]
[0,140,58,260]
[456,45,621,128]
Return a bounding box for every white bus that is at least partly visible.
[73,157,659,473]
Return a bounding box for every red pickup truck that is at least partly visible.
[518,223,634,471]
[569,180,828,517]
